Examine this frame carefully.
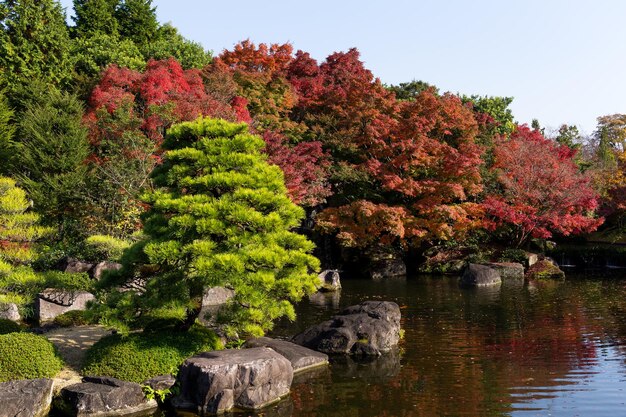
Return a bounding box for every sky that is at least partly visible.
[60,0,626,134]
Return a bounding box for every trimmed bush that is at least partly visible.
[84,235,131,262]
[0,318,22,334]
[0,333,63,381]
[81,326,222,383]
[53,310,91,327]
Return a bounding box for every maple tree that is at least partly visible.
[482,125,602,246]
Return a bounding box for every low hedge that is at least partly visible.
[81,326,223,383]
[53,310,92,327]
[0,319,22,335]
[0,333,64,382]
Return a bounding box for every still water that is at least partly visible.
[172,275,626,417]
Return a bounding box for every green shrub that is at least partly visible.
[498,248,528,264]
[0,333,63,381]
[53,310,91,327]
[0,318,22,334]
[84,235,131,262]
[43,270,93,292]
[82,326,222,383]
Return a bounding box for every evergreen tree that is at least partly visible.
[115,0,158,47]
[0,0,72,90]
[72,0,119,37]
[0,91,15,173]
[141,23,211,69]
[98,118,319,336]
[9,84,90,239]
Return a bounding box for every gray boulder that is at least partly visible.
[58,257,94,274]
[172,347,293,415]
[370,259,406,280]
[60,376,157,416]
[91,262,122,281]
[292,301,401,356]
[198,286,235,326]
[243,337,329,373]
[36,289,95,323]
[316,269,341,292]
[460,263,502,287]
[143,374,176,392]
[0,378,54,417]
[0,302,20,321]
[484,262,524,282]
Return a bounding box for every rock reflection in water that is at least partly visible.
[308,290,341,309]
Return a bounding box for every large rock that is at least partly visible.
[370,259,407,280]
[526,259,566,280]
[316,270,341,292]
[60,376,157,416]
[0,378,54,417]
[172,347,293,415]
[484,262,524,282]
[58,257,94,274]
[460,263,502,287]
[91,262,122,281]
[36,289,95,323]
[0,302,20,321]
[243,337,329,373]
[198,286,235,326]
[292,301,401,356]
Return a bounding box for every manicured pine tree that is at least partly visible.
[99,118,319,336]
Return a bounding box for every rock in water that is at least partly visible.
[526,259,566,280]
[172,347,293,415]
[243,337,329,373]
[460,263,502,287]
[483,262,525,282]
[370,259,407,280]
[60,376,157,416]
[0,379,54,417]
[292,301,402,356]
[316,270,341,292]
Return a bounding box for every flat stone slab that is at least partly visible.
[60,376,157,416]
[0,378,54,417]
[292,301,402,356]
[243,337,329,373]
[173,347,293,415]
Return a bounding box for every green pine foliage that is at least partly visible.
[98,118,319,337]
[0,0,72,90]
[141,23,211,69]
[9,85,90,240]
[114,0,158,47]
[72,0,120,38]
[0,90,15,173]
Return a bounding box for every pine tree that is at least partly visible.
[0,0,72,89]
[115,0,158,47]
[72,0,120,37]
[99,118,319,336]
[0,91,15,173]
[9,84,90,239]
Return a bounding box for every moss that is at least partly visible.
[526,260,565,280]
[82,326,223,383]
[0,333,63,382]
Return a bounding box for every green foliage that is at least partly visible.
[81,327,222,383]
[0,332,64,382]
[42,270,93,292]
[0,0,72,89]
[463,95,515,136]
[386,80,438,100]
[115,0,158,47]
[72,0,119,38]
[97,118,319,337]
[498,248,528,264]
[0,318,21,334]
[0,176,51,265]
[8,85,90,240]
[141,23,211,69]
[84,234,132,262]
[53,310,91,327]
[0,90,15,172]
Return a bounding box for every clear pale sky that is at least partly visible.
[60,0,626,134]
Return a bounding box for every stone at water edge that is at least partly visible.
[460,263,502,287]
[60,376,157,417]
[292,301,402,356]
[243,337,329,373]
[317,269,341,292]
[172,347,293,415]
[370,259,407,280]
[0,378,54,417]
[526,259,566,280]
[483,262,525,282]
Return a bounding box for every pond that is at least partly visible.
[164,274,626,417]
